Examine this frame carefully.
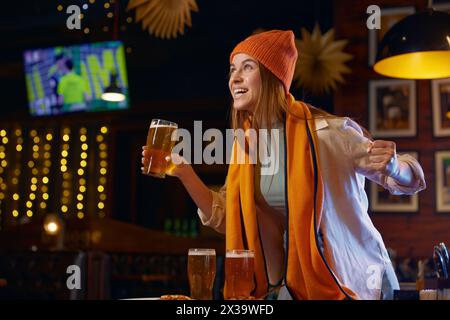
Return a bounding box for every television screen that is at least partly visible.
[23,41,129,116]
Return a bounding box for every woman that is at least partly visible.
[141,30,426,300]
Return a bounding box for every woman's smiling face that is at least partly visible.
[229,53,261,113]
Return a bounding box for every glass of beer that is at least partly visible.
[224,249,255,299]
[187,248,216,300]
[143,119,178,178]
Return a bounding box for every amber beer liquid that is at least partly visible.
[225,249,255,299]
[144,119,178,178]
[187,248,216,300]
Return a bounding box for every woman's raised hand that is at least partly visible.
[366,140,399,178]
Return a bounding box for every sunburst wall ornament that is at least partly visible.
[127,0,199,39]
[294,24,353,96]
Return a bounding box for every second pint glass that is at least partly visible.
[187,248,216,300]
[225,249,255,299]
[143,119,178,178]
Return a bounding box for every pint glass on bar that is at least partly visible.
[144,119,178,178]
[225,249,255,299]
[188,248,216,300]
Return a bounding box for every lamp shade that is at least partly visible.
[374,9,450,79]
[101,73,125,102]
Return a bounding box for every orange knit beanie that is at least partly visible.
[230,30,298,95]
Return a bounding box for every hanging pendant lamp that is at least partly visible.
[374,7,450,79]
[101,73,125,102]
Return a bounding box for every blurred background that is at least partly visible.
[0,0,449,299]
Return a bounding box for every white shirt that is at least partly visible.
[197,117,426,300]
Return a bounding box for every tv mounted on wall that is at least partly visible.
[23,40,129,116]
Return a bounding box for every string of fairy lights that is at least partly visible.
[97,126,108,218]
[0,129,8,229]
[42,132,53,211]
[0,125,109,226]
[26,130,39,218]
[11,129,22,222]
[78,130,88,220]
[77,127,88,219]
[60,127,71,216]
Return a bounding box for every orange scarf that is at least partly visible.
[225,95,358,300]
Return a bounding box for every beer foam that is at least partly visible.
[188,249,216,256]
[226,251,254,258]
[149,124,178,129]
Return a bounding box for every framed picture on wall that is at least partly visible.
[369,79,416,138]
[434,2,450,13]
[430,3,450,135]
[368,6,415,66]
[432,78,450,137]
[435,151,450,212]
[370,152,419,212]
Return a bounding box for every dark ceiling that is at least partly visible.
[0,0,334,118]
